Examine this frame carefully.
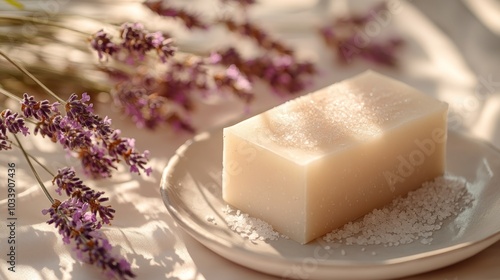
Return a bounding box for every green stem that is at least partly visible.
[0,49,66,104]
[12,134,54,204]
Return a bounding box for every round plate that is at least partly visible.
[160,129,500,279]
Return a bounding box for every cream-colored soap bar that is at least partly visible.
[222,70,448,244]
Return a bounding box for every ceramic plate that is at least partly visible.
[160,129,500,279]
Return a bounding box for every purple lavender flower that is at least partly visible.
[119,23,177,63]
[107,42,313,131]
[120,22,149,61]
[111,82,195,132]
[79,146,117,179]
[146,31,176,63]
[0,133,10,150]
[213,65,253,102]
[65,93,98,127]
[319,2,404,66]
[112,86,156,129]
[0,109,29,136]
[80,231,135,280]
[21,93,60,120]
[107,130,153,176]
[92,2,316,133]
[89,29,119,61]
[20,93,152,178]
[65,93,114,143]
[143,1,208,29]
[215,47,315,95]
[33,114,62,142]
[219,19,293,55]
[90,24,176,64]
[52,117,90,150]
[65,93,152,177]
[219,0,257,7]
[225,65,251,91]
[357,39,404,66]
[42,198,134,279]
[30,109,93,151]
[52,167,116,224]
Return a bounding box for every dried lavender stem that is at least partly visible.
[13,135,101,264]
[0,50,66,104]
[0,86,21,102]
[12,133,54,204]
[9,142,55,177]
[0,15,88,35]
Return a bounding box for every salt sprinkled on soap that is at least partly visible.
[264,83,425,151]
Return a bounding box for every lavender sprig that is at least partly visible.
[90,23,176,64]
[11,132,134,279]
[120,22,176,63]
[92,23,254,131]
[0,109,30,150]
[53,167,115,225]
[213,47,316,95]
[20,92,152,178]
[21,94,60,120]
[2,88,143,278]
[90,29,120,61]
[143,0,208,30]
[108,54,255,131]
[91,0,316,131]
[110,73,196,131]
[90,20,315,131]
[219,18,293,55]
[42,198,134,279]
[0,109,29,136]
[319,2,404,66]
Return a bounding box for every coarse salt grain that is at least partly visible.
[206,215,216,225]
[323,176,473,246]
[222,205,283,242]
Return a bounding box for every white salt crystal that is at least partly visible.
[222,176,472,246]
[206,216,217,225]
[223,205,282,242]
[323,176,473,246]
[420,238,433,245]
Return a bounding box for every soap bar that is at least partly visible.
[222,70,448,244]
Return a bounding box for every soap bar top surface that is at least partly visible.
[227,70,448,163]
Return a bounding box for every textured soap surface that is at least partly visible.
[222,70,448,244]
